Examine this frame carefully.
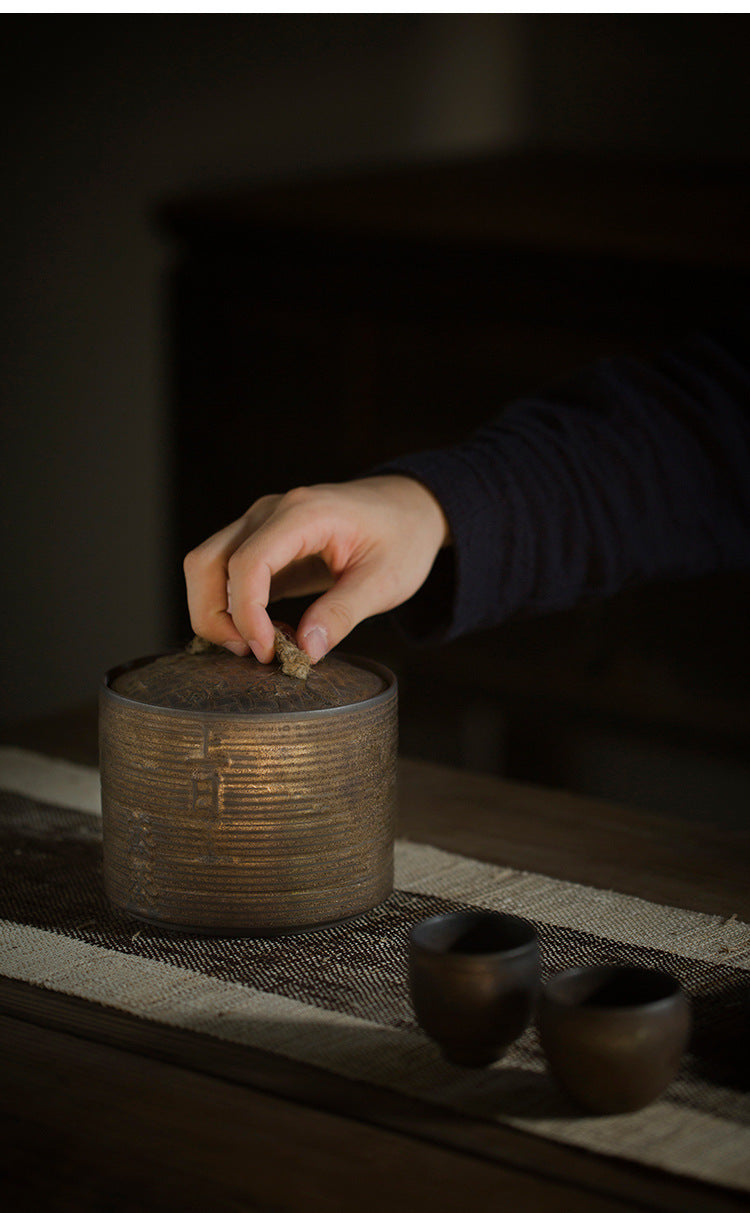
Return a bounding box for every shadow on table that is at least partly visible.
[685,985,750,1097]
[174,1003,750,1126]
[177,1008,579,1122]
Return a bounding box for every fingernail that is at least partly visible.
[249,640,270,663]
[224,640,249,657]
[301,625,328,663]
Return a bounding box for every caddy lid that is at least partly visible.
[109,640,390,715]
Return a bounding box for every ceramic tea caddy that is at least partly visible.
[99,645,397,935]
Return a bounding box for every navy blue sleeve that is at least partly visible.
[375,321,750,643]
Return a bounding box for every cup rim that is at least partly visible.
[542,963,684,1013]
[410,909,539,960]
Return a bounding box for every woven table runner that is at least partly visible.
[1,747,748,1192]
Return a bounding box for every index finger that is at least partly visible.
[183,516,252,655]
[226,510,332,661]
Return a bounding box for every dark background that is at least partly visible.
[2,15,749,823]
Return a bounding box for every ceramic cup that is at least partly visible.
[408,910,541,1066]
[539,964,692,1113]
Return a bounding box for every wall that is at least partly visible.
[523,14,750,158]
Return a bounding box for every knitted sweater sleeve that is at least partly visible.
[374,321,750,643]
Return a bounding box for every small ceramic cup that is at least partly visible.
[539,964,692,1113]
[409,910,541,1066]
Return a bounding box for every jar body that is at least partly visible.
[99,658,397,934]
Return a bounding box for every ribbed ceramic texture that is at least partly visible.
[99,656,397,934]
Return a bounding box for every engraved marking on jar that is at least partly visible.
[188,725,232,862]
[126,807,155,909]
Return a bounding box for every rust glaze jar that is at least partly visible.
[99,649,397,934]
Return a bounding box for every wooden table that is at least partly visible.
[1,714,748,1212]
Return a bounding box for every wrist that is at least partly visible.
[371,473,452,551]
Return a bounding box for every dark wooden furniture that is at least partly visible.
[157,153,750,813]
[1,713,748,1212]
[159,152,750,568]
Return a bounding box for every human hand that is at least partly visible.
[183,475,450,663]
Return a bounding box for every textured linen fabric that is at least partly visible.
[376,320,750,643]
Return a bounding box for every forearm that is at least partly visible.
[377,323,750,642]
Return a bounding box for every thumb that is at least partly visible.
[297,564,386,662]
